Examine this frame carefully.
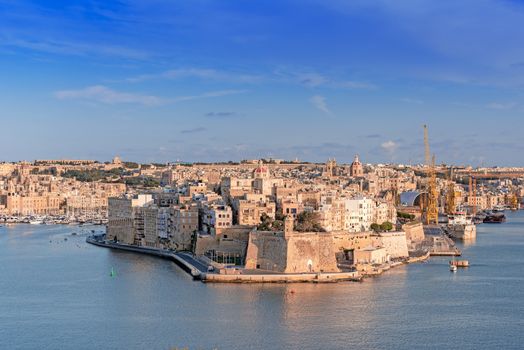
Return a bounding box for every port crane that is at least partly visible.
[445,167,456,215]
[468,176,478,214]
[423,125,439,225]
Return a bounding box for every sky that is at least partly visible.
[1,0,524,166]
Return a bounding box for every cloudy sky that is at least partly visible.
[1,0,524,165]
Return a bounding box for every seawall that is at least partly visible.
[86,237,201,278]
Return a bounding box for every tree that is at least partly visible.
[370,223,381,232]
[272,219,284,231]
[380,221,394,231]
[123,162,139,169]
[257,213,273,231]
[294,212,325,232]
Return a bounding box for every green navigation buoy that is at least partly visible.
[110,267,116,277]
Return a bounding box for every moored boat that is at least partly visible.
[483,212,506,224]
[450,260,469,268]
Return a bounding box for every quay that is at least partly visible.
[86,236,363,283]
[86,236,202,278]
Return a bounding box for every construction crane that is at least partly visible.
[468,176,477,214]
[423,125,439,225]
[445,167,456,214]
[507,184,519,210]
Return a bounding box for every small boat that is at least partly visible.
[450,260,469,268]
[483,212,506,224]
[450,264,457,272]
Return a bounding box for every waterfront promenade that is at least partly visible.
[86,236,203,278]
[86,236,362,283]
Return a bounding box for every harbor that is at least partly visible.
[1,211,523,349]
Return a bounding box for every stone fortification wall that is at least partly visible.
[285,233,339,273]
[244,232,288,272]
[332,231,372,252]
[194,233,248,258]
[402,222,425,243]
[371,232,409,259]
[244,231,340,273]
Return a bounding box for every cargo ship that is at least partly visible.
[446,212,477,240]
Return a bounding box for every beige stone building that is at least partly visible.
[170,204,199,250]
[200,203,233,235]
[235,198,276,226]
[106,194,153,245]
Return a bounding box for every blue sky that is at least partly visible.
[1,0,524,165]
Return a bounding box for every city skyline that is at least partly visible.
[2,0,524,165]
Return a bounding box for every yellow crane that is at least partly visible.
[423,125,439,225]
[507,184,519,210]
[445,167,456,214]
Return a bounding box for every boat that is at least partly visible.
[450,264,457,272]
[492,205,506,212]
[447,212,477,240]
[483,212,506,224]
[450,260,469,268]
[29,220,43,225]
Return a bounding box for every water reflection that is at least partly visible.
[1,214,524,350]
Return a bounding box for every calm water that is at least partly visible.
[1,212,524,350]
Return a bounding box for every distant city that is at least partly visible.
[2,138,522,281]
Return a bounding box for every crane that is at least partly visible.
[445,167,456,214]
[423,125,439,225]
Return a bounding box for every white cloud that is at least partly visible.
[5,38,149,60]
[54,86,246,106]
[274,68,376,89]
[171,89,247,103]
[296,72,328,87]
[486,102,517,110]
[127,68,262,83]
[337,80,377,89]
[54,85,165,106]
[381,140,398,153]
[310,95,331,114]
[400,97,424,104]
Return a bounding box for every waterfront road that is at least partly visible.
[176,252,209,273]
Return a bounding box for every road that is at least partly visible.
[176,252,209,272]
